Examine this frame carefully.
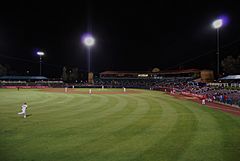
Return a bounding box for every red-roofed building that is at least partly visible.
[100,69,200,79]
[99,69,214,82]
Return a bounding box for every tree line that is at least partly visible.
[221,55,240,74]
[62,67,81,83]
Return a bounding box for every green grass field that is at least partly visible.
[0,88,240,161]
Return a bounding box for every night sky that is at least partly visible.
[0,0,240,77]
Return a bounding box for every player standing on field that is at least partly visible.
[18,102,28,118]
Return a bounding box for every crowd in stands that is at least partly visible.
[184,85,240,106]
[93,77,193,89]
[94,78,240,107]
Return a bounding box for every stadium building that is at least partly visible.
[100,68,213,82]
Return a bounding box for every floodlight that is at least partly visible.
[37,51,45,56]
[212,19,223,29]
[83,36,95,47]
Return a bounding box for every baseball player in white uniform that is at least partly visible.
[18,102,28,118]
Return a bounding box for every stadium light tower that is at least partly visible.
[83,34,95,73]
[37,51,44,76]
[82,34,95,84]
[212,19,223,76]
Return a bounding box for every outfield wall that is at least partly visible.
[1,86,48,89]
[181,92,205,99]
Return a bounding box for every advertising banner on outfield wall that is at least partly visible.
[1,86,48,89]
[181,92,205,99]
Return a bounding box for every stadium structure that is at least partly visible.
[0,68,239,107]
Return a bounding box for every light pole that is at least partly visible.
[37,51,44,76]
[212,19,223,76]
[83,34,95,72]
[82,34,95,84]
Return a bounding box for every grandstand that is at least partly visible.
[97,69,208,89]
[98,69,240,107]
[100,68,201,79]
[219,75,240,83]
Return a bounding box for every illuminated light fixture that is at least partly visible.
[37,51,44,56]
[83,35,95,47]
[212,19,223,29]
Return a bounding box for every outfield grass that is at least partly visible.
[0,88,240,161]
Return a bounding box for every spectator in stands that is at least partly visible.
[224,95,228,104]
[220,95,223,103]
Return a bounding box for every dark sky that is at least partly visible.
[0,0,240,77]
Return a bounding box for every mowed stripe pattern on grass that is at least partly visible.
[0,89,240,161]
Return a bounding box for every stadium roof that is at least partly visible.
[0,76,48,80]
[156,69,200,74]
[219,75,240,80]
[100,69,200,75]
[100,71,150,75]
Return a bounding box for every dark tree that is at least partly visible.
[72,68,79,82]
[221,55,240,74]
[69,68,79,82]
[0,64,7,76]
[62,67,68,82]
